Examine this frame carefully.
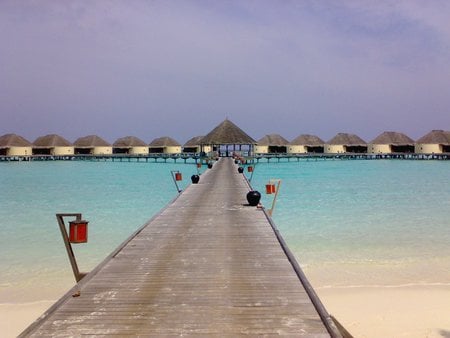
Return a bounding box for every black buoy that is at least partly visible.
[246,190,261,206]
[191,174,200,184]
[238,167,244,173]
[208,163,213,169]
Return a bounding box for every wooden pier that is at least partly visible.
[20,158,342,337]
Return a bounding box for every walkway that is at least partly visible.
[20,158,339,337]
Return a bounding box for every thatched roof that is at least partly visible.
[113,136,147,147]
[257,134,289,146]
[0,134,32,147]
[184,136,204,147]
[149,136,181,147]
[74,135,111,147]
[289,134,325,146]
[416,130,450,144]
[34,134,73,147]
[327,133,366,145]
[201,119,256,145]
[370,131,414,145]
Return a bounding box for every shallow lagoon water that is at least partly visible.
[1,159,450,304]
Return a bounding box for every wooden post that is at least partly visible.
[56,213,86,282]
[268,179,282,217]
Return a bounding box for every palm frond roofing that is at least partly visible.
[0,134,32,147]
[289,134,325,146]
[74,135,111,147]
[149,136,181,147]
[201,119,256,145]
[370,131,414,145]
[416,130,450,144]
[327,133,367,145]
[184,136,204,147]
[34,134,73,147]
[257,134,289,146]
[113,136,147,147]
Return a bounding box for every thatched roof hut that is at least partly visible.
[149,137,182,154]
[201,119,256,156]
[369,131,415,154]
[33,134,74,155]
[183,136,208,153]
[0,133,32,156]
[288,134,325,154]
[113,136,148,155]
[255,134,289,154]
[325,133,367,154]
[415,130,450,154]
[74,135,112,155]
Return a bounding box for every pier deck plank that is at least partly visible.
[21,158,333,337]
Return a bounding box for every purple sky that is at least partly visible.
[1,1,450,144]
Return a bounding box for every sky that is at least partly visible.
[1,0,450,144]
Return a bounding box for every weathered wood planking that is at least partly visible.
[20,158,339,337]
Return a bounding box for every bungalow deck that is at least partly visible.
[19,158,342,337]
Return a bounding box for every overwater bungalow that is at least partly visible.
[33,134,74,155]
[113,136,149,155]
[368,131,415,154]
[254,134,289,154]
[288,134,325,154]
[0,133,33,156]
[415,130,450,154]
[183,136,212,154]
[200,119,256,157]
[325,133,367,154]
[74,135,113,155]
[149,137,182,154]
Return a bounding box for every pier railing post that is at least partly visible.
[56,213,86,282]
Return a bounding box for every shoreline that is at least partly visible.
[2,285,450,338]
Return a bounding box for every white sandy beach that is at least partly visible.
[2,285,450,338]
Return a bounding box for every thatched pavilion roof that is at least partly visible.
[416,130,450,144]
[184,136,204,147]
[0,134,32,147]
[257,134,289,146]
[201,119,256,145]
[289,134,325,146]
[74,135,111,147]
[34,134,73,147]
[370,131,414,145]
[327,133,366,145]
[149,136,181,147]
[113,136,147,147]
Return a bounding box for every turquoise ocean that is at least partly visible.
[1,159,450,305]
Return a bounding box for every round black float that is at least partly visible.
[237,167,244,173]
[207,163,213,169]
[246,190,261,206]
[191,175,200,184]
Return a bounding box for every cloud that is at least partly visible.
[0,0,449,142]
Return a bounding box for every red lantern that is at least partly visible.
[175,172,182,181]
[265,184,276,194]
[247,166,253,172]
[69,220,88,243]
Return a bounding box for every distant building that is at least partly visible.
[74,135,113,155]
[33,134,74,155]
[254,134,289,153]
[368,132,415,154]
[149,137,182,154]
[113,136,149,155]
[288,134,324,154]
[0,134,33,156]
[200,119,256,157]
[183,136,212,154]
[415,130,450,154]
[325,133,367,154]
